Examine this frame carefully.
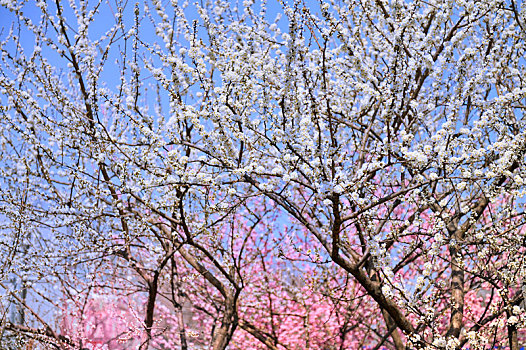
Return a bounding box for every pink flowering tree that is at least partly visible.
[58,293,143,350]
[54,214,390,350]
[54,197,526,350]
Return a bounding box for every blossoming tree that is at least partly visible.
[1,0,526,349]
